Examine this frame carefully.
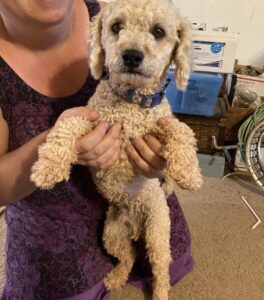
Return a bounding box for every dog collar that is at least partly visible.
[125,79,171,109]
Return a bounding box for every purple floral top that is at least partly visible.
[0,2,193,300]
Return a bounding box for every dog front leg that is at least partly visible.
[31,117,92,189]
[158,118,203,190]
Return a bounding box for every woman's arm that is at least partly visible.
[0,107,8,156]
[0,125,49,207]
[0,106,121,206]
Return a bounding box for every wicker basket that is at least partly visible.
[176,98,227,153]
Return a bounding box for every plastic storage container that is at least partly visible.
[166,71,223,116]
[197,154,225,178]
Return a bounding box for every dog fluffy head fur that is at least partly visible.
[89,0,192,90]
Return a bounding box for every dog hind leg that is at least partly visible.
[103,206,136,290]
[143,188,171,300]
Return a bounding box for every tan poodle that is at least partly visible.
[31,0,203,299]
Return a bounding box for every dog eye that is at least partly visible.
[111,22,123,34]
[152,27,166,39]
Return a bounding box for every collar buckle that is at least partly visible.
[126,78,171,109]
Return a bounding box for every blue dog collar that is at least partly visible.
[125,79,171,109]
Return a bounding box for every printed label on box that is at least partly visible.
[236,75,264,97]
[193,41,226,68]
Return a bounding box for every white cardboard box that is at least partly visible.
[236,74,264,97]
[192,31,239,74]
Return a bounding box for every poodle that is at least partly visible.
[31,0,203,299]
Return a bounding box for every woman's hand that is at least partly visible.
[57,106,99,122]
[125,119,167,179]
[57,106,122,170]
[76,122,122,170]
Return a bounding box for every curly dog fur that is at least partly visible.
[31,0,203,299]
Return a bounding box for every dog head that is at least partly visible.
[89,0,192,90]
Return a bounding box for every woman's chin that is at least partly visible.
[28,0,74,26]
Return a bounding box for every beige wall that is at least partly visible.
[173,0,264,68]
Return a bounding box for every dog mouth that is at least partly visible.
[124,69,142,75]
[120,68,151,78]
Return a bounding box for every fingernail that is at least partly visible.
[126,145,133,152]
[75,142,81,154]
[116,123,122,131]
[103,122,110,130]
[132,138,139,145]
[90,111,99,118]
[158,118,167,127]
[115,138,121,145]
[144,134,150,140]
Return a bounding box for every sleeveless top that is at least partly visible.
[0,2,193,300]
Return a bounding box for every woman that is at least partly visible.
[0,0,194,299]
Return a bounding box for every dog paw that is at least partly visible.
[152,283,170,300]
[164,165,203,191]
[177,174,203,190]
[103,267,129,290]
[152,293,169,300]
[31,160,71,189]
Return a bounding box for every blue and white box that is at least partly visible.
[192,31,239,74]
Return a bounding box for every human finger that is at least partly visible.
[58,106,99,122]
[77,123,122,160]
[87,138,121,169]
[76,122,109,154]
[133,137,166,170]
[125,144,161,178]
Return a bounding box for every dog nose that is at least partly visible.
[122,49,144,68]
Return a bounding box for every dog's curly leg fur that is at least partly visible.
[102,179,172,300]
[143,183,171,300]
[31,117,92,189]
[103,206,136,290]
[158,118,203,190]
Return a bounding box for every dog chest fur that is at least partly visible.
[87,80,173,143]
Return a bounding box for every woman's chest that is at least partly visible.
[0,14,89,98]
[1,47,89,98]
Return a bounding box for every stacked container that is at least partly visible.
[166,30,239,117]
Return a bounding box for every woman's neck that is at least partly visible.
[0,1,78,50]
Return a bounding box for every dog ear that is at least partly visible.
[173,17,192,90]
[89,11,105,80]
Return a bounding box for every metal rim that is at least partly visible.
[245,119,264,188]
